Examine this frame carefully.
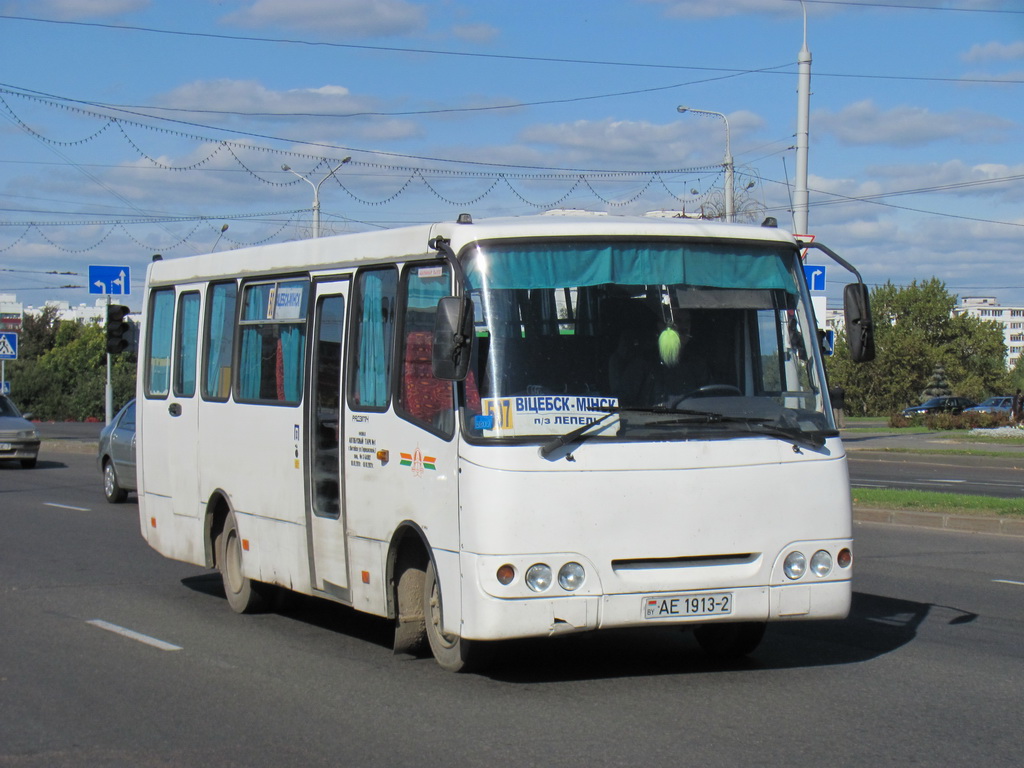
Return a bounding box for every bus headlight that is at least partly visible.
[557,562,586,591]
[783,551,807,580]
[525,563,553,592]
[810,550,833,577]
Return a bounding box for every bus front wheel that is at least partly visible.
[217,511,268,614]
[423,560,487,673]
[693,621,766,660]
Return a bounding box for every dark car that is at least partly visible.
[97,399,136,503]
[964,396,1013,415]
[0,394,40,468]
[901,396,976,417]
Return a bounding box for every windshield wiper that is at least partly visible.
[628,410,829,451]
[539,408,620,459]
[538,405,722,458]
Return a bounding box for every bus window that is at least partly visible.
[145,288,175,398]
[397,263,453,434]
[202,281,237,401]
[173,291,200,398]
[348,268,397,410]
[237,278,309,404]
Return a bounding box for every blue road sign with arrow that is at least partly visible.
[803,264,826,292]
[89,265,131,295]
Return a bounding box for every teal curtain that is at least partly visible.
[238,280,307,403]
[176,293,200,397]
[146,289,174,396]
[280,325,304,402]
[357,270,395,407]
[466,243,797,294]
[204,282,236,399]
[239,287,266,400]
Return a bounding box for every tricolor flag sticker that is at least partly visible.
[399,447,436,476]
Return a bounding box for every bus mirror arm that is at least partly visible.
[429,236,474,381]
[801,241,876,364]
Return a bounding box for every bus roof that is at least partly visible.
[145,212,801,287]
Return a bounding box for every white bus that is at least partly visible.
[138,212,874,671]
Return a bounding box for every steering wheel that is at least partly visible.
[676,384,743,402]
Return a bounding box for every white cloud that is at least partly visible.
[1,0,148,19]
[640,0,804,20]
[220,0,428,38]
[517,112,764,169]
[962,40,1024,63]
[153,79,420,141]
[815,100,1012,148]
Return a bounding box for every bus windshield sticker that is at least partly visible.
[479,396,620,437]
[275,283,306,320]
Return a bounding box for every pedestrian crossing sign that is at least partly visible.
[0,332,17,360]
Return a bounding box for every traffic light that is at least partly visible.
[106,305,131,355]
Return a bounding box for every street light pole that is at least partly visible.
[794,0,812,236]
[677,106,734,222]
[281,157,352,238]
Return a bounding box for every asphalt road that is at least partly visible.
[2,450,1022,767]
[848,451,1024,498]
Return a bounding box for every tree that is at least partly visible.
[825,278,1008,416]
[8,317,136,421]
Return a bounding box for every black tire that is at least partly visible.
[694,621,766,660]
[423,560,487,672]
[217,510,269,614]
[102,459,127,503]
[21,457,37,469]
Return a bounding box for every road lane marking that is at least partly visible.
[87,620,182,651]
[993,579,1024,587]
[44,502,91,511]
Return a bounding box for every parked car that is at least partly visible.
[97,399,136,503]
[0,394,40,469]
[900,396,976,417]
[964,396,1013,415]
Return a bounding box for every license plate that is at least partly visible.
[644,592,733,619]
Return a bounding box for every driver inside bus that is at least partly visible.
[655,308,712,401]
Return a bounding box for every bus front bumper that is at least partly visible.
[457,580,851,642]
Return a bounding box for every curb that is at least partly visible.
[41,439,99,456]
[854,506,1024,538]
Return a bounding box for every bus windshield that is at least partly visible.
[462,239,831,443]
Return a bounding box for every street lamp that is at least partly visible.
[281,156,352,238]
[677,106,734,223]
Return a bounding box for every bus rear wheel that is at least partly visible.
[693,621,766,660]
[423,560,487,673]
[217,510,268,614]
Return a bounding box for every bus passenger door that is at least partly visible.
[306,280,350,597]
[140,287,202,519]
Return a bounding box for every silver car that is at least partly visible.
[97,399,136,503]
[0,395,40,469]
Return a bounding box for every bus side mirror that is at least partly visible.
[844,283,875,363]
[432,296,474,381]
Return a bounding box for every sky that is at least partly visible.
[1,0,1022,312]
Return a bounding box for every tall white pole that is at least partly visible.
[794,1,811,235]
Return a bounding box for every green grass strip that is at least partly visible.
[852,488,1024,518]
